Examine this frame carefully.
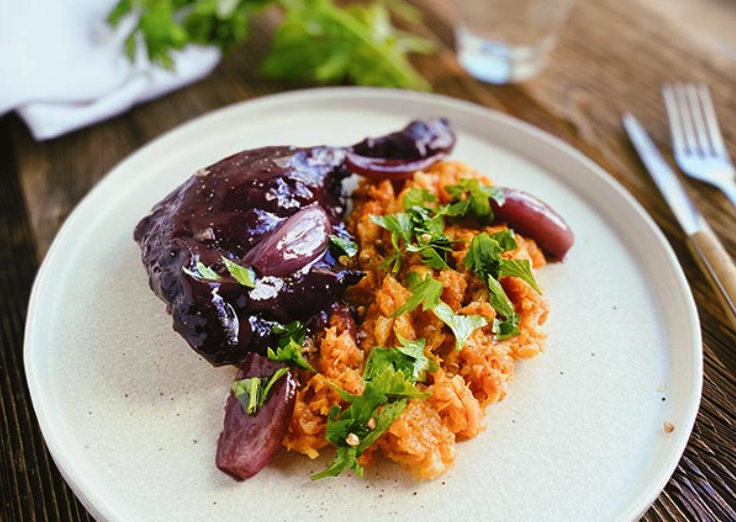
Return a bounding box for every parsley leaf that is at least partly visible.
[464,233,538,340]
[221,257,257,288]
[313,332,431,480]
[311,445,363,480]
[490,229,518,252]
[393,273,443,316]
[486,276,515,318]
[463,233,503,280]
[267,320,316,372]
[371,213,413,243]
[431,303,488,351]
[493,316,521,340]
[108,0,432,89]
[232,367,290,415]
[446,179,505,224]
[363,334,438,383]
[499,259,541,293]
[486,275,520,340]
[402,188,437,212]
[372,213,413,273]
[329,234,358,258]
[182,260,221,281]
[263,0,432,90]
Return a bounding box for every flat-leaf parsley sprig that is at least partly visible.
[312,333,437,479]
[107,0,433,90]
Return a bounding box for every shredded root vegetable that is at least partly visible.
[283,161,549,480]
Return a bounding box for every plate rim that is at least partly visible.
[24,86,703,522]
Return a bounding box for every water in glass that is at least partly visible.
[456,0,576,84]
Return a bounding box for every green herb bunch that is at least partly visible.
[107,0,433,90]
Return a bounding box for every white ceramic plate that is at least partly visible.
[25,88,702,522]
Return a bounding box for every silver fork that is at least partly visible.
[662,84,736,210]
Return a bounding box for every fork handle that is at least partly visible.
[688,226,736,331]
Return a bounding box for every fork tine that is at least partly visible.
[686,84,711,155]
[674,85,698,154]
[662,85,686,155]
[697,85,728,158]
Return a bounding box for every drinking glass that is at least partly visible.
[455,0,577,84]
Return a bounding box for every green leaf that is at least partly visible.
[272,320,306,340]
[402,188,437,212]
[363,335,437,384]
[394,333,439,379]
[490,229,517,252]
[267,320,315,372]
[431,302,488,351]
[329,234,359,258]
[262,0,431,90]
[232,367,289,415]
[499,259,541,293]
[182,260,221,281]
[267,340,316,372]
[492,315,520,340]
[107,0,133,26]
[261,367,290,402]
[311,445,363,480]
[370,367,430,399]
[486,275,516,318]
[371,213,413,243]
[221,256,256,288]
[313,329,430,479]
[446,179,505,224]
[393,274,442,316]
[463,233,502,281]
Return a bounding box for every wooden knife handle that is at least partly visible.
[688,227,736,331]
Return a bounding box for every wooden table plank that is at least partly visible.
[2,0,736,520]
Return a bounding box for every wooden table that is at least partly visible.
[2,0,735,520]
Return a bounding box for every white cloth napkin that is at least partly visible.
[0,0,221,141]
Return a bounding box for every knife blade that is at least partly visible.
[622,113,707,235]
[623,113,736,340]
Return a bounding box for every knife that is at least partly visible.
[623,113,736,332]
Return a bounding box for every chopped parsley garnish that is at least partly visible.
[446,178,505,224]
[363,333,438,383]
[499,259,541,293]
[393,273,442,316]
[486,276,521,340]
[372,188,457,272]
[464,232,541,340]
[221,256,257,288]
[232,367,290,415]
[394,273,487,350]
[182,260,221,281]
[432,302,488,351]
[183,257,256,288]
[402,188,437,212]
[267,320,316,372]
[329,234,359,258]
[312,334,434,480]
[371,213,413,273]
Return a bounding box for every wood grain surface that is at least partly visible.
[2,0,736,520]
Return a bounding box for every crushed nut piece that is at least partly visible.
[663,421,675,433]
[374,239,384,248]
[420,233,432,243]
[346,433,360,447]
[193,227,215,242]
[367,417,376,430]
